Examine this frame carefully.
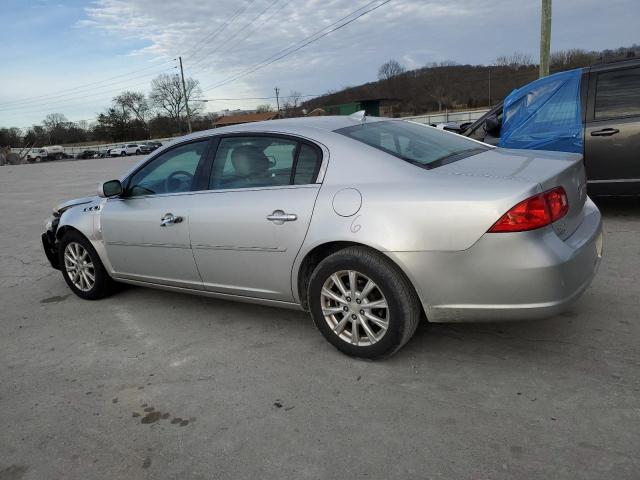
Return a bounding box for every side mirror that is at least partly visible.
[484,115,502,136]
[98,180,123,198]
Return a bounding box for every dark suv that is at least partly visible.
[460,59,640,196]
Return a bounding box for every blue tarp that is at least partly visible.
[499,68,584,153]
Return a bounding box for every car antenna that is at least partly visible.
[349,110,367,122]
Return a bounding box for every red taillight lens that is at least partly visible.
[545,187,570,221]
[488,187,569,233]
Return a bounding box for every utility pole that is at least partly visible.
[178,56,192,133]
[539,0,552,78]
[488,67,492,106]
[274,87,280,114]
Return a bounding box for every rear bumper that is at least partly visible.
[389,198,603,323]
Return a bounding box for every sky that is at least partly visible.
[0,0,638,128]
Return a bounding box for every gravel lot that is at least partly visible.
[1,157,639,480]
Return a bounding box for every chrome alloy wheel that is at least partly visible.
[63,242,95,292]
[320,270,389,346]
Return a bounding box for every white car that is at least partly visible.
[110,144,142,156]
[26,148,48,162]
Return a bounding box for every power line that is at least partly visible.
[223,0,293,57]
[198,93,321,101]
[0,67,176,112]
[0,61,174,109]
[0,73,176,119]
[181,0,258,61]
[201,0,392,93]
[187,0,282,71]
[0,67,176,114]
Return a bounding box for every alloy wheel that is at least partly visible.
[63,242,95,292]
[320,270,389,346]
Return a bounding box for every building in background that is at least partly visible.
[213,111,280,128]
[322,98,399,117]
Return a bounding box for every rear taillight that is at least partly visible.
[488,187,569,233]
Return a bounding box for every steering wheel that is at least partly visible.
[165,170,194,192]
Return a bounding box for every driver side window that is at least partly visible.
[127,140,208,196]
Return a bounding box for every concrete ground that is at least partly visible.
[1,157,638,480]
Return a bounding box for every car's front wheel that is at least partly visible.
[308,247,421,359]
[58,231,114,300]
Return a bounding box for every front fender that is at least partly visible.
[56,199,115,274]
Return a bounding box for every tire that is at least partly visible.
[58,231,115,300]
[307,246,421,359]
[35,156,41,162]
[135,150,140,155]
[121,152,126,157]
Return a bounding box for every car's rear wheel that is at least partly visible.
[308,247,421,359]
[120,152,126,156]
[58,231,114,300]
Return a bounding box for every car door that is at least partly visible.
[189,134,324,302]
[100,138,213,289]
[585,65,640,193]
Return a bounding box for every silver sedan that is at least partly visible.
[42,115,603,358]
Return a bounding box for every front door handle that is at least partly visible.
[591,128,620,137]
[266,210,297,225]
[160,213,183,227]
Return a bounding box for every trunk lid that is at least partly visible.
[435,147,588,239]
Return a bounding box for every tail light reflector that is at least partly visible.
[488,187,569,233]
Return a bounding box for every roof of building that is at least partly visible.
[213,111,279,127]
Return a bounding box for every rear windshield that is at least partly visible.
[336,120,488,169]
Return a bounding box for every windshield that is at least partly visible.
[336,120,488,169]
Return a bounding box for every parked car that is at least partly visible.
[41,115,602,358]
[110,144,143,156]
[76,150,100,159]
[43,145,65,160]
[458,58,640,196]
[139,141,162,154]
[26,148,47,162]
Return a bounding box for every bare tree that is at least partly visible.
[550,49,595,68]
[424,61,458,112]
[378,59,406,81]
[114,91,151,125]
[281,91,303,118]
[42,113,68,131]
[256,104,273,113]
[149,74,202,132]
[495,52,534,69]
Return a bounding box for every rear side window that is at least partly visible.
[208,136,322,190]
[336,120,487,169]
[293,144,321,185]
[595,67,640,119]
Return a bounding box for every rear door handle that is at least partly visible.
[266,210,297,225]
[590,128,620,137]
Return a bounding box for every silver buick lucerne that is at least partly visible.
[42,114,603,358]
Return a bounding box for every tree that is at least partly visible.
[42,113,68,131]
[0,127,23,147]
[281,91,303,117]
[378,59,406,81]
[256,104,273,113]
[114,91,150,125]
[149,74,202,133]
[495,52,534,69]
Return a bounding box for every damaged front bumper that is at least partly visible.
[42,217,60,270]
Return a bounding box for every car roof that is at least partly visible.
[181,115,391,141]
